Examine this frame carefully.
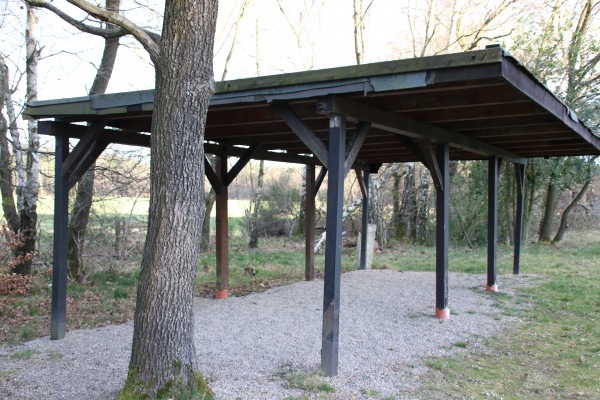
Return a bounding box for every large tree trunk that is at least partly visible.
[0,57,19,234]
[552,180,590,243]
[15,4,42,275]
[416,166,430,244]
[122,1,218,397]
[200,188,215,251]
[538,180,559,242]
[399,163,416,241]
[247,159,264,248]
[68,1,120,282]
[201,154,216,251]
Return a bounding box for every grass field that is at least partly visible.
[1,225,599,399]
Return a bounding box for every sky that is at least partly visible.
[2,0,443,101]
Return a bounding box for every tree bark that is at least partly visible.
[68,0,121,282]
[552,180,591,243]
[0,57,19,233]
[538,180,558,242]
[15,3,42,275]
[123,1,218,397]
[248,159,264,248]
[416,166,430,244]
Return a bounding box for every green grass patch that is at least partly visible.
[47,350,63,360]
[284,370,335,393]
[10,349,37,360]
[413,231,600,399]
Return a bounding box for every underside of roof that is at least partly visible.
[24,46,600,166]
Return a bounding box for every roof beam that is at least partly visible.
[40,121,151,147]
[316,95,527,165]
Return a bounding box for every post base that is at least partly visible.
[215,290,229,299]
[485,284,499,292]
[435,308,450,320]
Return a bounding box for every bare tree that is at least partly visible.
[221,0,252,81]
[0,4,41,275]
[68,0,121,283]
[28,0,219,397]
[353,0,373,64]
[276,0,325,70]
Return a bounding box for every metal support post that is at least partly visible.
[487,156,500,291]
[435,142,450,319]
[51,136,70,339]
[321,114,346,377]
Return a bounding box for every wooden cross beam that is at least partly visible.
[317,95,527,165]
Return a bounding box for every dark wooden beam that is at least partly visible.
[355,168,367,198]
[359,168,370,270]
[40,121,150,147]
[344,122,371,176]
[502,58,600,152]
[435,142,450,319]
[51,136,69,340]
[61,121,106,179]
[321,114,345,377]
[487,156,500,291]
[316,95,527,165]
[204,143,319,166]
[224,144,260,186]
[421,139,443,192]
[204,156,222,195]
[513,162,526,275]
[305,164,316,281]
[68,140,109,190]
[315,167,327,196]
[395,135,428,166]
[273,103,329,167]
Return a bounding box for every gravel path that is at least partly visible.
[0,270,530,399]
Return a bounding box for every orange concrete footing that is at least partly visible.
[215,290,229,299]
[485,284,499,292]
[435,308,450,320]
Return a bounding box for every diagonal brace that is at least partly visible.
[68,140,109,190]
[274,103,329,168]
[61,120,106,179]
[204,157,222,195]
[224,144,260,186]
[421,139,444,192]
[344,122,371,177]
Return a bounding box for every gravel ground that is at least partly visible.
[0,270,530,399]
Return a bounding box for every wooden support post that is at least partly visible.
[305,164,316,281]
[359,168,370,270]
[321,114,345,377]
[513,163,526,275]
[487,156,500,291]
[51,136,69,340]
[215,152,229,299]
[435,142,450,319]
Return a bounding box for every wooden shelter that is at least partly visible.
[24,45,600,376]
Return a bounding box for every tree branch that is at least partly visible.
[27,0,161,61]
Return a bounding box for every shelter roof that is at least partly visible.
[25,45,600,166]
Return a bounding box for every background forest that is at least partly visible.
[0,0,599,282]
